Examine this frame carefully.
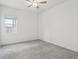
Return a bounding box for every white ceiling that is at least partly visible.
[0,0,66,13]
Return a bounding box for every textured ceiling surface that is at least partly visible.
[0,0,67,12]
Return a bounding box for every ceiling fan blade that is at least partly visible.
[26,0,31,2]
[36,6,39,8]
[27,5,32,7]
[25,0,32,5]
[38,1,47,4]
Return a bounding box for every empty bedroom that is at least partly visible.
[0,0,78,59]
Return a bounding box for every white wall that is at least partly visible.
[0,5,2,43]
[0,5,38,44]
[39,0,78,51]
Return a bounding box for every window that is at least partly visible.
[4,18,16,28]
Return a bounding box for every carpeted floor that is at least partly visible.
[0,39,78,59]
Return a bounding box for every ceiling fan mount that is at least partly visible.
[26,0,47,8]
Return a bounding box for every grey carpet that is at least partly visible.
[0,40,78,59]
